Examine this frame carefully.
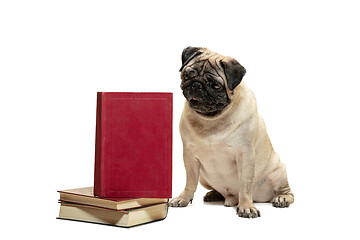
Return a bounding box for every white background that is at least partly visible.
[1,0,359,239]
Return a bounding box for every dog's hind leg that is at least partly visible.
[203,190,225,202]
[271,177,294,208]
[268,162,294,208]
[200,175,225,202]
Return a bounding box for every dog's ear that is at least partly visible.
[220,57,246,90]
[180,46,203,71]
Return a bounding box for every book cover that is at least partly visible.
[94,92,172,198]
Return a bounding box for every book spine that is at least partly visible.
[94,92,103,196]
[168,94,173,198]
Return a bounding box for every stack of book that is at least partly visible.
[57,92,173,228]
[58,187,169,227]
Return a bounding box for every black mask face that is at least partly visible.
[180,47,246,116]
[180,59,230,116]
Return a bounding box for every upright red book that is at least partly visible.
[94,92,172,198]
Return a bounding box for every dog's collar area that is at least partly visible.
[195,110,220,117]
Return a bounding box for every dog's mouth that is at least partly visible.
[188,95,207,106]
[190,97,200,104]
[188,97,200,107]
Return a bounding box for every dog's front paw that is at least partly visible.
[236,206,261,218]
[272,194,294,208]
[169,197,192,207]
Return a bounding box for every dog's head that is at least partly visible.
[180,46,246,116]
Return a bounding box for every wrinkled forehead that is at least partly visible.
[186,51,227,83]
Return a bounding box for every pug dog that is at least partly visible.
[169,47,294,218]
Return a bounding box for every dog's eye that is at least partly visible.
[205,74,222,90]
[211,83,222,90]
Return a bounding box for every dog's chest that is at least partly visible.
[187,137,239,174]
[187,138,241,195]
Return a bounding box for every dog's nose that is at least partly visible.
[191,81,202,89]
[183,67,198,80]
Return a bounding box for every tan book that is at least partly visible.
[58,187,168,210]
[58,202,168,228]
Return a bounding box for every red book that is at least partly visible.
[94,92,172,198]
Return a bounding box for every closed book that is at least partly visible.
[94,92,172,198]
[58,187,168,210]
[58,202,168,228]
